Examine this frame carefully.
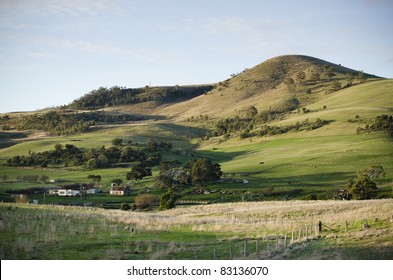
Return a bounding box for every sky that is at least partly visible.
[0,0,392,113]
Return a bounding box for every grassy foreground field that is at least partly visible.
[1,199,393,260]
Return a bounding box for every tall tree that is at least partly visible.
[245,106,258,120]
[357,71,366,83]
[126,163,152,181]
[40,175,49,183]
[1,175,9,182]
[309,71,320,84]
[324,65,336,81]
[345,72,354,84]
[347,174,377,200]
[157,160,182,190]
[190,158,222,193]
[296,71,306,84]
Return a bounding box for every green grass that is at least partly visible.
[1,199,392,259]
[0,76,392,204]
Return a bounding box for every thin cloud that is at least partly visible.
[0,0,118,17]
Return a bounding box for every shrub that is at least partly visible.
[134,194,159,209]
[159,188,180,210]
[120,203,131,211]
[305,194,317,200]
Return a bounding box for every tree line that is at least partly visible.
[5,138,172,169]
[1,110,143,135]
[357,114,393,136]
[210,106,329,139]
[68,85,214,110]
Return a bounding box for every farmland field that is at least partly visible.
[1,199,392,260]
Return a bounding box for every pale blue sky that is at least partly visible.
[0,0,392,113]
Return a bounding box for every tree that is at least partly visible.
[40,175,49,183]
[295,71,306,85]
[324,65,336,81]
[345,72,353,84]
[347,174,377,200]
[120,203,131,211]
[134,194,158,209]
[112,178,123,185]
[85,158,99,169]
[284,78,295,92]
[111,138,123,147]
[245,106,258,120]
[362,165,385,180]
[87,174,101,184]
[157,160,182,190]
[120,147,135,162]
[190,158,222,193]
[54,144,63,152]
[147,139,158,152]
[357,71,366,83]
[309,71,320,84]
[159,188,180,210]
[126,163,152,181]
[330,80,341,92]
[1,175,8,182]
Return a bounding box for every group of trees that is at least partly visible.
[123,157,222,210]
[211,106,329,139]
[69,85,213,110]
[346,166,385,200]
[284,65,367,93]
[6,144,83,167]
[357,115,393,136]
[6,139,172,169]
[156,158,222,210]
[212,106,287,137]
[4,110,143,135]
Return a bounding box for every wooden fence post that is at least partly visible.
[229,243,233,260]
[214,247,217,260]
[284,234,287,247]
[291,231,294,244]
[345,221,349,232]
[256,239,259,255]
[318,221,322,235]
[306,225,308,240]
[244,240,248,258]
[266,237,270,256]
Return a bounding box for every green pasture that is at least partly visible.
[1,200,392,259]
[0,80,392,204]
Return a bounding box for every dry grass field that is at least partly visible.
[1,199,392,260]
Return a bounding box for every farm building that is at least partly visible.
[47,189,59,196]
[58,189,80,197]
[109,185,131,196]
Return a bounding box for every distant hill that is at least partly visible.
[68,84,214,110]
[156,55,381,120]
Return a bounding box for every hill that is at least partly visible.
[0,55,391,205]
[156,55,380,120]
[67,84,214,112]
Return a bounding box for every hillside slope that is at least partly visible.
[0,55,391,203]
[157,55,380,120]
